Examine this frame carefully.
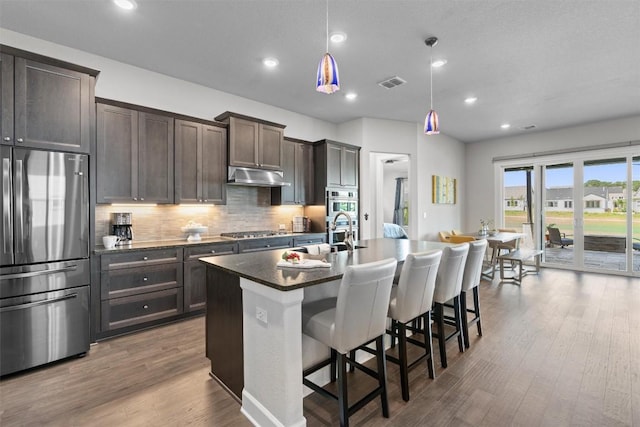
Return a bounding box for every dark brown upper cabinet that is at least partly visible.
[175,119,227,204]
[96,100,174,204]
[1,47,97,153]
[271,137,314,205]
[215,112,285,170]
[314,140,360,200]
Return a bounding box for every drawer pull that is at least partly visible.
[266,244,270,248]
[143,277,148,281]
[211,250,216,253]
[143,304,149,309]
[143,256,148,261]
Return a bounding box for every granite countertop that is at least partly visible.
[93,232,326,254]
[199,238,451,291]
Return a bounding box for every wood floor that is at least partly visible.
[1,268,639,426]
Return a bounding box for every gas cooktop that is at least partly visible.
[220,230,289,239]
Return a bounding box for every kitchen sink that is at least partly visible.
[293,243,366,253]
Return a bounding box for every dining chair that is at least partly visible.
[449,235,476,243]
[302,258,397,427]
[438,231,452,242]
[547,226,573,248]
[432,243,469,368]
[451,229,464,236]
[385,250,442,401]
[460,239,488,348]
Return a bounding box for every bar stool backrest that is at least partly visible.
[393,250,442,324]
[434,243,470,304]
[333,258,398,354]
[462,239,488,292]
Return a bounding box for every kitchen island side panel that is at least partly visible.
[206,266,243,400]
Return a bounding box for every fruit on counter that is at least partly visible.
[281,251,300,262]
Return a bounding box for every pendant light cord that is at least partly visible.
[325,0,329,53]
[429,47,433,109]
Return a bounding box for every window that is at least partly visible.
[547,201,558,207]
[507,200,518,207]
[564,201,573,208]
[585,200,600,208]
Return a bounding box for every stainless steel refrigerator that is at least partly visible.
[1,146,90,376]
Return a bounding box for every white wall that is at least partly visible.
[465,115,640,232]
[415,129,466,241]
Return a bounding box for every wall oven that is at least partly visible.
[326,188,358,245]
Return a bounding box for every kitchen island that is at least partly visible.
[200,238,450,427]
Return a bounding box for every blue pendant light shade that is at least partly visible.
[316,0,340,94]
[424,109,439,135]
[316,53,340,93]
[424,36,440,135]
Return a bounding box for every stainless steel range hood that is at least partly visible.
[227,166,291,187]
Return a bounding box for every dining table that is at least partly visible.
[464,231,524,280]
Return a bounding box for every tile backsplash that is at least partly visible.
[95,186,308,243]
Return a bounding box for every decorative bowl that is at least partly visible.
[181,226,208,241]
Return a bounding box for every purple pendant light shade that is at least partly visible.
[317,53,340,94]
[424,36,440,135]
[424,109,439,135]
[316,0,340,94]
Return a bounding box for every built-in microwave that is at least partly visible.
[327,189,358,217]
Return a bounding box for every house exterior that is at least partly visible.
[505,185,631,213]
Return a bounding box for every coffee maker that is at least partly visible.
[111,212,133,245]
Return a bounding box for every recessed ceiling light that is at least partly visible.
[501,123,511,129]
[431,59,447,68]
[464,96,478,104]
[263,58,279,68]
[330,32,347,43]
[113,0,137,10]
[345,92,357,101]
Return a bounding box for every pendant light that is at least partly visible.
[316,0,340,94]
[424,36,440,135]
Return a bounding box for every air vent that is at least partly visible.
[378,76,407,89]
[521,125,537,130]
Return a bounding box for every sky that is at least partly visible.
[505,161,640,187]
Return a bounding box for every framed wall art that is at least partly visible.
[432,175,457,204]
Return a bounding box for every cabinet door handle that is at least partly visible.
[16,138,24,143]
[140,198,144,201]
[143,256,148,261]
[143,304,149,309]
[143,277,148,281]
[204,199,208,202]
[3,137,10,142]
[211,250,216,254]
[266,244,271,248]
[133,197,138,201]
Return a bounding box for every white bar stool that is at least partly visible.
[301,258,397,427]
[460,239,488,348]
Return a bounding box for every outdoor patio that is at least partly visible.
[543,246,640,272]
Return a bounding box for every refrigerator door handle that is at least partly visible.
[1,264,78,280]
[2,157,11,254]
[0,293,78,313]
[15,159,23,254]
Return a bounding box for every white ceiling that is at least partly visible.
[1,0,639,143]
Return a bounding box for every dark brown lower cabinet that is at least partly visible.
[184,242,237,313]
[205,267,243,400]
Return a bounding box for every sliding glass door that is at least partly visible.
[634,156,640,273]
[582,158,628,272]
[543,163,574,267]
[499,147,639,276]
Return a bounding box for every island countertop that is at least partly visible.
[199,238,451,291]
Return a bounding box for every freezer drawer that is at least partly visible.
[0,285,90,376]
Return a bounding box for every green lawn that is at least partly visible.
[504,210,640,238]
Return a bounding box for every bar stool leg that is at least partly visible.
[423,312,435,379]
[460,291,470,348]
[397,322,410,401]
[375,335,390,418]
[435,303,447,368]
[454,296,464,353]
[473,287,483,337]
[330,349,337,382]
[337,352,349,427]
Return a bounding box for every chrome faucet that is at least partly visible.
[331,211,354,252]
